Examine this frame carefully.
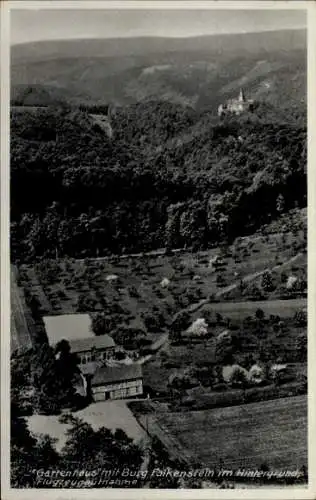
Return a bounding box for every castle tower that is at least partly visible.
[238,89,246,102]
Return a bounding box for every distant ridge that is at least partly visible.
[11,28,306,62]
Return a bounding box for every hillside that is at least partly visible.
[10,98,306,262]
[11,29,306,109]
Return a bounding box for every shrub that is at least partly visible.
[192,389,244,410]
[212,383,228,392]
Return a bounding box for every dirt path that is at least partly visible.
[11,266,34,351]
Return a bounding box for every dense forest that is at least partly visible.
[10,100,307,262]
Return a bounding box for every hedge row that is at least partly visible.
[186,381,306,411]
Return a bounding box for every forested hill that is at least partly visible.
[10,101,307,262]
[11,29,306,109]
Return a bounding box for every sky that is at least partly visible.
[11,9,307,45]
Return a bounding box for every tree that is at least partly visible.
[261,271,274,292]
[276,193,285,214]
[294,309,307,327]
[91,313,106,336]
[179,201,207,250]
[11,409,38,487]
[112,326,146,350]
[42,202,62,259]
[165,202,184,250]
[215,331,234,364]
[170,311,190,343]
[76,292,97,312]
[33,434,60,468]
[296,333,307,362]
[128,285,139,298]
[216,274,226,288]
[255,308,265,321]
[31,344,64,414]
[30,341,80,414]
[229,365,249,388]
[216,313,223,324]
[260,463,270,472]
[11,397,60,487]
[141,310,165,333]
[59,414,143,471]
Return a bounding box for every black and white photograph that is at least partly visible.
[2,0,315,496]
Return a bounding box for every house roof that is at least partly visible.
[69,335,116,353]
[43,314,93,345]
[92,364,142,387]
[79,360,103,377]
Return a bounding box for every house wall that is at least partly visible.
[76,347,115,366]
[92,378,143,401]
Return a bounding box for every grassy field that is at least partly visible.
[147,395,307,470]
[196,298,306,321]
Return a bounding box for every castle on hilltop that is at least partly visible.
[218,89,255,117]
